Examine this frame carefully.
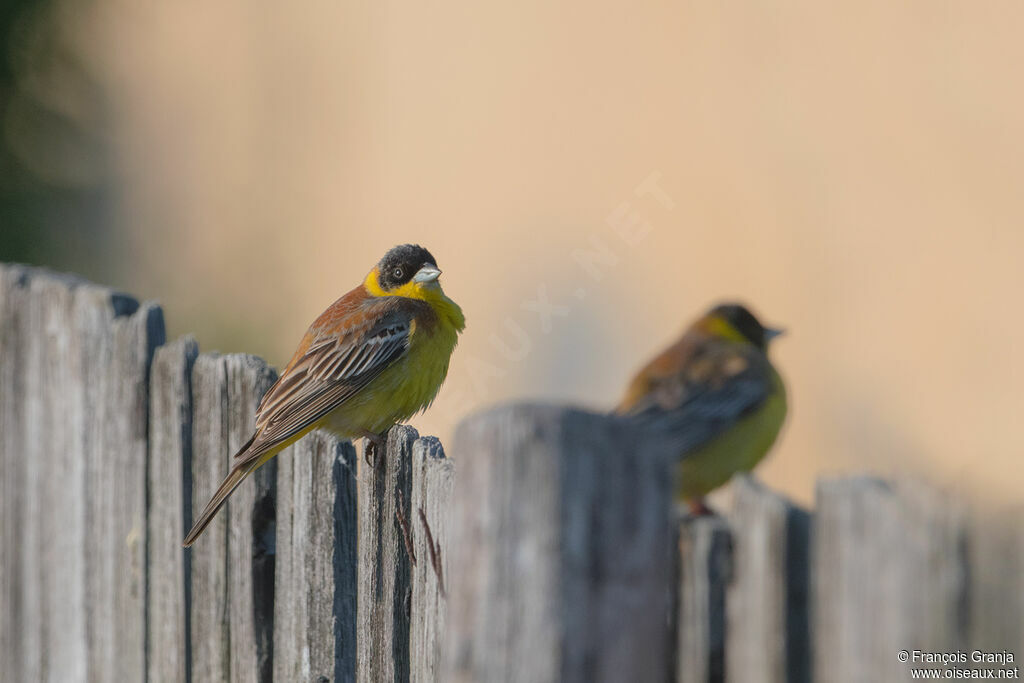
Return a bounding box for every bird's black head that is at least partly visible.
[375,244,439,291]
[708,302,783,351]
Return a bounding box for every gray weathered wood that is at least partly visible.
[188,353,277,683]
[8,263,1024,683]
[444,405,676,683]
[189,354,231,682]
[677,515,731,683]
[357,424,418,683]
[813,477,968,683]
[26,270,90,682]
[147,336,199,683]
[274,431,359,683]
[410,436,455,683]
[226,355,278,683]
[0,265,163,683]
[725,476,810,683]
[83,288,163,683]
[0,265,34,682]
[967,504,1024,654]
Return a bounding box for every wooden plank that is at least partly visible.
[0,264,37,682]
[147,336,199,683]
[188,353,232,682]
[188,353,278,683]
[409,436,455,683]
[225,354,278,683]
[725,475,810,683]
[357,424,418,683]
[966,504,1024,654]
[676,515,731,683]
[813,477,968,683]
[443,405,676,683]
[273,431,359,683]
[0,264,30,679]
[0,266,163,682]
[82,287,164,683]
[26,270,90,683]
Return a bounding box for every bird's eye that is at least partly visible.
[392,267,404,280]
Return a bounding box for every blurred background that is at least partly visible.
[2,0,1021,506]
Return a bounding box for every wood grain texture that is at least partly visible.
[5,264,1018,683]
[725,475,810,683]
[188,353,278,683]
[189,353,231,682]
[966,504,1024,655]
[677,515,731,683]
[444,404,676,683]
[26,270,89,682]
[226,354,279,683]
[0,265,163,683]
[409,436,455,683]
[356,424,418,683]
[83,287,164,683]
[147,336,199,683]
[273,431,358,683]
[813,477,968,683]
[0,264,33,682]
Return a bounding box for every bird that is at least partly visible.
[183,244,465,547]
[615,303,786,515]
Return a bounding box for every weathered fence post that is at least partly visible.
[147,336,199,683]
[813,477,968,683]
[188,354,278,683]
[0,265,163,682]
[967,505,1024,654]
[726,475,811,683]
[273,431,359,682]
[677,515,731,683]
[84,290,164,683]
[357,424,419,682]
[410,436,455,682]
[9,263,1024,683]
[0,265,31,681]
[443,404,676,683]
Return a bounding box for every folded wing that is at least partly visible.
[621,341,773,455]
[240,303,414,465]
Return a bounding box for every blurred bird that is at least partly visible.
[184,244,465,547]
[615,303,786,515]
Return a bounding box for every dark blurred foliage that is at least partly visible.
[0,0,114,278]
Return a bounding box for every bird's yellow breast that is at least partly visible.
[323,278,464,437]
[675,368,787,501]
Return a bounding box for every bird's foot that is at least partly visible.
[361,430,387,468]
[687,498,716,517]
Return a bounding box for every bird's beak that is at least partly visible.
[413,264,442,284]
[764,327,785,341]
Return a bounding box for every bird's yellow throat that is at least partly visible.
[362,269,466,332]
[703,316,749,344]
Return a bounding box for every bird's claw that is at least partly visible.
[362,431,386,468]
[687,498,716,517]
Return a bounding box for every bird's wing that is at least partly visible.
[241,298,417,463]
[622,341,774,455]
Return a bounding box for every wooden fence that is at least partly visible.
[1,263,1021,683]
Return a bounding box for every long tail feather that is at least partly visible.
[183,439,269,547]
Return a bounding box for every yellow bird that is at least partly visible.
[184,244,465,547]
[615,303,787,515]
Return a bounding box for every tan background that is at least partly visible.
[13,0,1024,504]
